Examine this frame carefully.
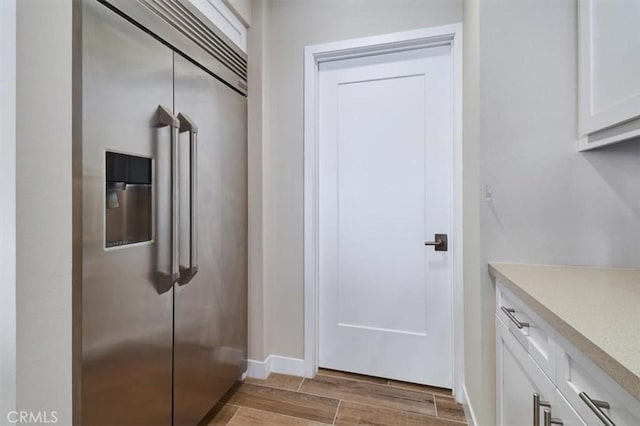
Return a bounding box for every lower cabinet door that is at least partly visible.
[497,316,556,426]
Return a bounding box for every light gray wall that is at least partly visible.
[16,0,73,423]
[247,0,269,361]
[475,0,640,423]
[481,0,640,268]
[0,0,17,419]
[462,0,483,422]
[258,0,463,359]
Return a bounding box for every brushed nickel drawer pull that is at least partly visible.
[544,409,563,425]
[500,306,530,329]
[534,393,551,426]
[579,392,615,426]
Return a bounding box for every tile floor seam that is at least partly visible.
[230,406,334,425]
[434,395,468,424]
[391,386,448,396]
[225,405,241,425]
[251,379,363,407]
[243,383,303,393]
[219,392,466,425]
[295,390,431,415]
[311,375,434,395]
[301,379,437,408]
[316,371,387,386]
[318,370,454,398]
[330,399,456,424]
[233,383,342,422]
[331,400,341,425]
[434,394,438,418]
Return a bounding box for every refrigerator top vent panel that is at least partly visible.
[139,0,247,78]
[99,0,248,95]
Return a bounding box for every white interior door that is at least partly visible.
[318,45,453,387]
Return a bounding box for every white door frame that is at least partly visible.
[0,0,17,417]
[303,24,464,399]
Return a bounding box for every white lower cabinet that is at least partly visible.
[496,283,640,426]
[497,317,585,425]
[497,316,556,425]
[557,348,640,426]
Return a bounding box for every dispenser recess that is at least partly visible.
[105,151,152,248]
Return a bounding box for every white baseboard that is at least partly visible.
[270,355,305,376]
[246,355,305,379]
[246,357,270,379]
[461,384,478,426]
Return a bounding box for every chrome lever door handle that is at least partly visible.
[177,112,199,285]
[424,233,448,251]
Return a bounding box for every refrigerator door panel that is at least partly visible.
[82,2,175,425]
[173,53,248,425]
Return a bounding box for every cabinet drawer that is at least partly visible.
[557,347,640,426]
[497,285,555,380]
[496,316,556,426]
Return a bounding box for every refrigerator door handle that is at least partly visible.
[178,112,199,285]
[155,105,181,292]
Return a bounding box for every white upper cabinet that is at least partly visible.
[578,0,640,150]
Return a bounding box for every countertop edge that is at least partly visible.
[488,262,640,401]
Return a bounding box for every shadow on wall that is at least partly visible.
[582,137,640,221]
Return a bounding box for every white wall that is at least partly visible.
[252,0,463,360]
[473,0,640,424]
[16,0,73,423]
[0,0,17,420]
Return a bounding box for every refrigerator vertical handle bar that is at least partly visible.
[156,105,181,292]
[178,112,199,285]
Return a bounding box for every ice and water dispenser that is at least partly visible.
[105,152,152,248]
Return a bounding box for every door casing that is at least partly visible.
[303,23,464,400]
[0,0,16,418]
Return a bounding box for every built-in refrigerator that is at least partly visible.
[77,1,247,424]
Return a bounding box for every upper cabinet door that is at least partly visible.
[578,0,640,150]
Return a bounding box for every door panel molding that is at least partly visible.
[303,23,464,399]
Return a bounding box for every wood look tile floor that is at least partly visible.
[209,369,467,425]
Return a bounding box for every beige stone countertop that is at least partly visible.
[488,262,640,401]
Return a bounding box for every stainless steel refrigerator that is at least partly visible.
[78,1,247,424]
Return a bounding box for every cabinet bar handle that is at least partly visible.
[500,306,530,329]
[579,392,615,426]
[544,409,563,425]
[533,393,551,426]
